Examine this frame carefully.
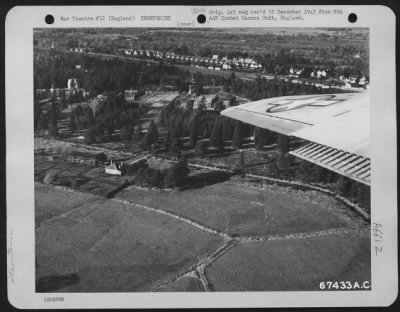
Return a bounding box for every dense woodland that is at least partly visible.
[35,49,345,99]
[34,36,370,209]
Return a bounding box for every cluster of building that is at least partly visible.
[68,47,95,54]
[35,79,90,101]
[35,78,89,99]
[121,48,263,71]
[339,75,369,88]
[288,66,369,88]
[289,67,328,79]
[68,46,262,71]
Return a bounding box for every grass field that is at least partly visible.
[35,183,100,228]
[116,181,352,237]
[36,172,370,292]
[156,275,205,292]
[206,231,371,291]
[35,184,223,292]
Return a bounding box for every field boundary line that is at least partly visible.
[111,198,232,239]
[153,239,235,292]
[237,226,370,243]
[35,197,104,229]
[196,265,210,291]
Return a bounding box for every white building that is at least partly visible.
[67,78,79,89]
[105,160,123,176]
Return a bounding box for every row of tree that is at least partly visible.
[125,157,190,188]
[258,156,370,211]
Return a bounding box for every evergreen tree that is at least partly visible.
[254,127,265,150]
[189,114,199,146]
[49,97,58,136]
[229,96,237,106]
[85,126,97,144]
[209,117,224,152]
[277,134,290,154]
[222,117,234,141]
[143,120,159,148]
[214,100,225,113]
[69,111,76,132]
[164,156,190,188]
[232,121,244,149]
[197,96,207,112]
[195,141,208,157]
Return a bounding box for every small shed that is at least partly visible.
[105,160,123,176]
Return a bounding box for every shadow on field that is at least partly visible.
[180,171,235,190]
[36,273,80,292]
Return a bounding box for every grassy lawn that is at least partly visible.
[116,181,350,236]
[35,185,223,292]
[206,231,371,291]
[35,183,100,228]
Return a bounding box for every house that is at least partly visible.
[212,54,219,60]
[244,58,253,64]
[358,76,368,86]
[105,160,123,176]
[67,78,79,89]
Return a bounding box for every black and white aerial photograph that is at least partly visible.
[33,27,371,292]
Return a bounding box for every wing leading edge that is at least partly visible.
[221,92,370,185]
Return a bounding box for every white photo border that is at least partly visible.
[6,5,397,308]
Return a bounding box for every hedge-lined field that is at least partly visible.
[35,184,223,292]
[116,181,351,237]
[206,231,371,291]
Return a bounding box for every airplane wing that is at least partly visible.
[221,92,370,185]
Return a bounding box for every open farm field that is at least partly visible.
[206,231,371,291]
[35,183,100,228]
[35,183,223,292]
[116,180,356,237]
